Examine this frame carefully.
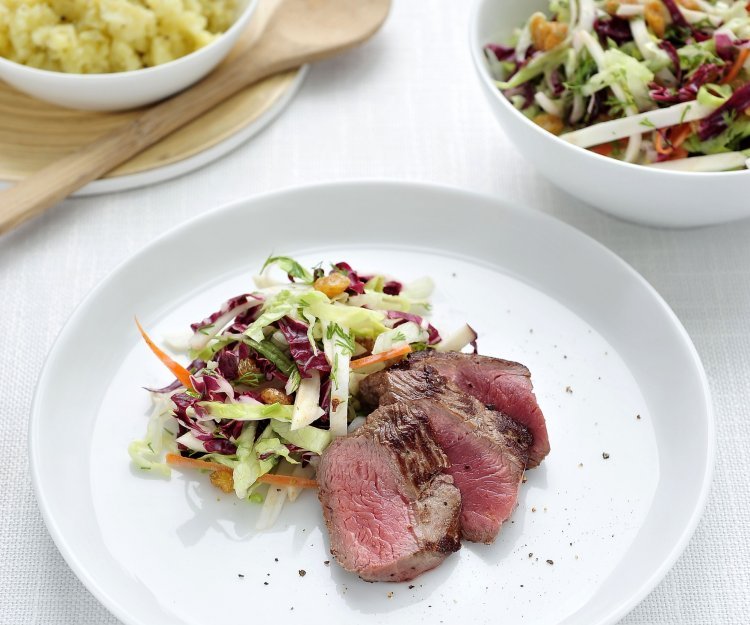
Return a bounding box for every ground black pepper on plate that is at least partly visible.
[546,560,554,565]
[298,569,306,577]
[602,452,610,459]
[323,560,330,565]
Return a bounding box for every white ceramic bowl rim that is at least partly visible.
[0,0,257,81]
[468,0,748,178]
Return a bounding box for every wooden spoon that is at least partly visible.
[0,0,390,235]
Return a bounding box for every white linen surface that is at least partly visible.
[1,3,748,623]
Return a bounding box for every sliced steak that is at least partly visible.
[399,351,550,468]
[360,367,531,543]
[317,403,461,582]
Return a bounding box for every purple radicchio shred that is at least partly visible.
[171,390,239,456]
[203,439,238,454]
[649,63,722,103]
[504,82,536,109]
[484,43,516,61]
[233,305,261,327]
[145,358,205,393]
[385,310,441,345]
[172,392,207,431]
[277,317,331,377]
[661,0,691,30]
[238,390,265,403]
[334,262,366,295]
[715,33,736,61]
[253,352,286,382]
[196,373,234,403]
[658,40,682,83]
[661,0,709,42]
[382,281,403,296]
[217,419,244,442]
[549,68,565,97]
[217,350,240,380]
[190,294,258,332]
[593,17,633,46]
[698,82,750,140]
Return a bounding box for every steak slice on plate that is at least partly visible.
[360,366,531,543]
[402,351,550,468]
[317,403,461,582]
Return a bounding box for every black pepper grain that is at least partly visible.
[298,569,306,577]
[546,560,554,565]
[602,452,610,460]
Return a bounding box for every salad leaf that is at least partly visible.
[255,437,300,464]
[271,420,332,456]
[582,48,655,110]
[244,290,298,343]
[128,440,171,477]
[300,291,387,338]
[261,256,314,283]
[497,46,569,90]
[200,401,294,422]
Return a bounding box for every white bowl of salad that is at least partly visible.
[470,0,750,227]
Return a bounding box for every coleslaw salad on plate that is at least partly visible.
[129,256,476,529]
[485,0,750,171]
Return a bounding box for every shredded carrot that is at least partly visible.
[166,453,227,473]
[654,130,672,155]
[669,123,693,149]
[722,48,750,85]
[258,473,318,489]
[350,344,412,370]
[165,453,318,489]
[590,142,615,156]
[668,146,689,160]
[135,317,194,391]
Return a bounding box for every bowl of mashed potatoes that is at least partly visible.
[0,0,258,110]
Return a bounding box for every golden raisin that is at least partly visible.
[314,272,350,298]
[645,0,669,37]
[210,470,234,493]
[530,14,568,52]
[260,388,293,405]
[533,113,565,135]
[238,357,260,377]
[677,0,699,9]
[605,0,638,14]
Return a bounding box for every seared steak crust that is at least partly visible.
[360,366,531,543]
[317,403,461,582]
[396,351,550,467]
[362,402,449,489]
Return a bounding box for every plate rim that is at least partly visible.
[28,180,715,625]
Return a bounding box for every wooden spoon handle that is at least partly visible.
[0,52,292,235]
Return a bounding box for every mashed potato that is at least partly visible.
[0,0,238,73]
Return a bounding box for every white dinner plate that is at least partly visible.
[30,182,713,625]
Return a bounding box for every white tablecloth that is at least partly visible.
[1,3,748,623]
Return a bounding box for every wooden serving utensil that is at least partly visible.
[0,0,390,235]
